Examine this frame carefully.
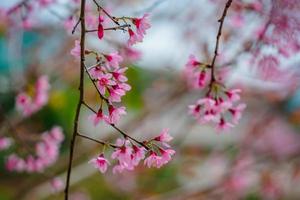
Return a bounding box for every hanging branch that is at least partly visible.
[209,0,233,84]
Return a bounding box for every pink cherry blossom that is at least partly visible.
[154,129,173,147]
[186,54,201,69]
[112,163,125,174]
[229,103,247,124]
[225,89,242,102]
[188,104,201,117]
[16,92,32,116]
[112,67,128,82]
[144,152,164,168]
[160,149,176,165]
[107,106,126,124]
[50,177,64,193]
[6,154,25,172]
[97,73,116,95]
[217,118,234,131]
[89,109,106,126]
[112,139,134,168]
[198,70,208,87]
[104,52,123,68]
[70,40,81,58]
[127,28,143,46]
[132,14,151,37]
[107,87,124,103]
[89,154,110,173]
[132,145,146,166]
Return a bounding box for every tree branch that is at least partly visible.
[77,132,118,148]
[209,0,233,84]
[81,101,149,149]
[92,0,120,25]
[64,0,86,199]
[86,24,131,32]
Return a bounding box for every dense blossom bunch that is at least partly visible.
[15,75,50,117]
[79,51,131,125]
[5,126,64,173]
[185,55,246,131]
[67,0,175,178]
[127,14,151,46]
[89,129,175,174]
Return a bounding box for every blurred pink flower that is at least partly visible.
[0,137,12,151]
[132,14,151,36]
[50,177,64,193]
[70,40,81,58]
[127,28,143,46]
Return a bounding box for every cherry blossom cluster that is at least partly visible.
[5,126,64,173]
[89,129,175,174]
[185,55,246,131]
[16,75,50,117]
[68,0,175,178]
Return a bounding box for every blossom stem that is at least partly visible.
[81,101,149,150]
[83,64,110,104]
[71,18,81,34]
[86,24,131,32]
[91,0,120,25]
[209,0,233,85]
[64,0,86,199]
[77,132,118,148]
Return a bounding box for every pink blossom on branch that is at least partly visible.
[104,52,123,68]
[132,14,151,37]
[89,154,110,173]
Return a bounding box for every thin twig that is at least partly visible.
[77,132,118,148]
[92,0,120,25]
[64,0,86,199]
[81,101,149,149]
[209,0,233,84]
[86,24,131,32]
[84,64,110,104]
[72,18,81,34]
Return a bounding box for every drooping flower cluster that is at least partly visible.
[86,52,131,125]
[16,75,50,117]
[127,14,151,46]
[185,55,246,131]
[5,126,64,173]
[184,54,211,89]
[89,129,175,174]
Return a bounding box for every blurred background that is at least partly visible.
[0,0,300,199]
